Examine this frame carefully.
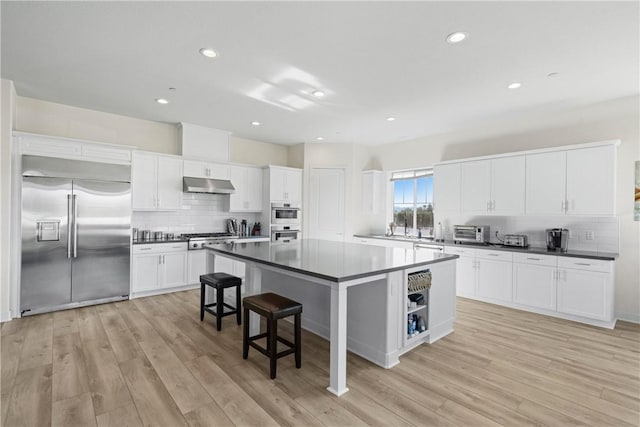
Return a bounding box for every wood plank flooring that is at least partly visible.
[2,292,639,426]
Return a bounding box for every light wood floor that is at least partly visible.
[2,292,639,427]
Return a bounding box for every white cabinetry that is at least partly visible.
[461,156,524,215]
[267,166,302,202]
[361,170,385,214]
[475,250,513,303]
[513,253,557,311]
[228,165,263,212]
[132,243,188,295]
[526,146,615,216]
[16,132,132,164]
[183,160,229,179]
[353,237,414,249]
[444,246,476,298]
[556,258,613,321]
[132,152,183,210]
[433,163,460,213]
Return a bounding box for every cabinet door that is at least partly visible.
[513,263,556,311]
[157,156,183,209]
[269,168,287,201]
[228,166,247,211]
[461,160,491,213]
[433,163,461,213]
[208,163,229,180]
[286,169,303,202]
[477,259,512,303]
[246,167,263,211]
[526,151,566,215]
[187,250,207,284]
[456,256,477,297]
[214,255,234,275]
[566,146,615,216]
[161,252,187,288]
[183,160,209,178]
[557,269,610,320]
[132,153,158,209]
[132,254,160,292]
[491,156,525,215]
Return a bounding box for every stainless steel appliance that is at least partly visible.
[183,176,235,194]
[183,232,239,250]
[546,228,569,252]
[503,234,529,248]
[271,226,301,244]
[453,225,490,244]
[21,155,131,316]
[271,202,301,225]
[414,242,444,252]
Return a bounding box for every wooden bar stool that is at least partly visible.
[242,292,302,379]
[200,272,242,331]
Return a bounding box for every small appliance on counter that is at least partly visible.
[503,234,529,248]
[141,230,151,241]
[453,225,490,244]
[153,231,164,241]
[132,228,139,241]
[547,228,569,252]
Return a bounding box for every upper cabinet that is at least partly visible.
[526,145,615,216]
[227,165,263,212]
[15,132,132,164]
[183,160,229,179]
[361,170,385,214]
[267,166,302,202]
[461,156,525,215]
[132,152,183,210]
[433,163,461,213]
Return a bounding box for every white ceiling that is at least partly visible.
[2,1,638,146]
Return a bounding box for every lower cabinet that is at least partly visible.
[476,250,513,303]
[513,254,557,311]
[445,246,476,297]
[132,243,188,294]
[556,258,613,321]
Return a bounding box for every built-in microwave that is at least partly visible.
[271,202,301,225]
[271,225,301,244]
[453,225,490,244]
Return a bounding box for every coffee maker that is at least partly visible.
[546,228,569,252]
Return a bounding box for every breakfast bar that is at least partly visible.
[205,239,459,396]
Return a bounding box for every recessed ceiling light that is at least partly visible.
[156,98,169,104]
[507,82,522,89]
[199,48,218,58]
[386,117,396,121]
[315,137,324,141]
[446,32,467,44]
[312,90,325,97]
[251,121,260,126]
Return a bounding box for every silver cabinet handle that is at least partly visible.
[159,255,162,265]
[67,194,72,258]
[163,255,165,264]
[575,262,591,266]
[488,253,500,257]
[527,257,541,261]
[72,194,78,258]
[139,248,151,251]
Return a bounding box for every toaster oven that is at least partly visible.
[453,225,490,244]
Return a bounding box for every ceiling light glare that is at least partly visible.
[386,117,396,121]
[315,137,324,141]
[251,121,261,126]
[507,82,522,89]
[312,90,325,97]
[199,48,218,58]
[156,98,169,104]
[446,32,467,44]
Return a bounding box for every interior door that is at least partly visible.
[21,177,73,312]
[71,179,131,302]
[308,168,345,241]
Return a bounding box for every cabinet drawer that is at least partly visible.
[475,249,513,262]
[445,246,475,257]
[513,253,557,267]
[133,243,187,254]
[558,257,611,273]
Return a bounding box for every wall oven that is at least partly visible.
[271,202,301,224]
[271,226,301,244]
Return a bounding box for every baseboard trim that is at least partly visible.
[616,311,640,324]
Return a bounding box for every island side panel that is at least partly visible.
[427,259,457,343]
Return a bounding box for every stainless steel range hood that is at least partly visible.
[183,176,235,194]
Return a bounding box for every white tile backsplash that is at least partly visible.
[132,193,261,235]
[435,214,619,253]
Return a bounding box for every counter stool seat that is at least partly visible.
[243,292,302,379]
[200,272,242,331]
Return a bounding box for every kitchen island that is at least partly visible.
[205,239,458,396]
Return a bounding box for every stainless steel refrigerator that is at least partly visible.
[21,155,131,315]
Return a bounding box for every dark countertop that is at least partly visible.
[133,238,188,245]
[353,234,618,261]
[205,238,459,283]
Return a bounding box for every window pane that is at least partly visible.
[393,180,413,204]
[393,205,414,229]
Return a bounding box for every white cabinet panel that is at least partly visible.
[566,146,615,216]
[157,157,183,209]
[286,169,302,202]
[132,254,161,292]
[183,160,229,179]
[162,252,187,288]
[476,259,512,303]
[132,153,158,209]
[132,243,188,294]
[267,167,303,202]
[455,255,476,298]
[557,269,610,320]
[81,145,131,163]
[247,167,263,211]
[361,171,385,214]
[188,250,207,284]
[434,163,461,213]
[228,165,263,212]
[526,151,566,215]
[491,156,525,215]
[461,160,491,213]
[513,263,556,311]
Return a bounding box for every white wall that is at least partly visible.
[371,95,640,322]
[0,80,17,321]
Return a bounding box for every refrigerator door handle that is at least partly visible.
[72,194,78,258]
[67,194,72,258]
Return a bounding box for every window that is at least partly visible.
[392,169,434,236]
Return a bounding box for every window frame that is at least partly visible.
[390,168,434,236]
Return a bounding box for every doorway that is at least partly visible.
[308,168,346,241]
